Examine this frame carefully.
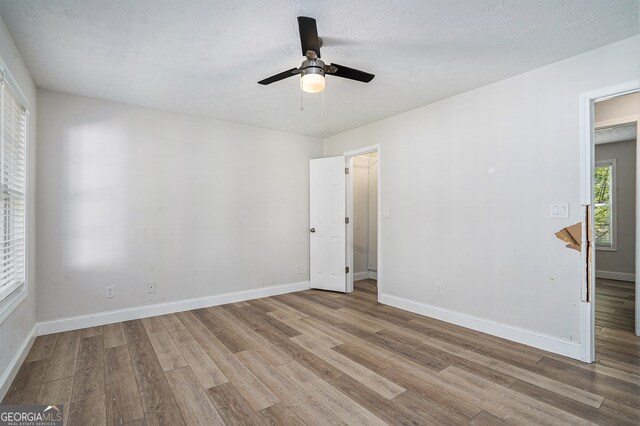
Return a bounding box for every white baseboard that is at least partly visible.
[354,271,377,281]
[38,281,310,336]
[380,293,582,361]
[0,324,37,401]
[595,270,635,282]
[353,272,369,281]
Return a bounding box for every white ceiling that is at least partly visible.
[1,0,638,138]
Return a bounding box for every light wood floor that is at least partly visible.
[3,279,639,425]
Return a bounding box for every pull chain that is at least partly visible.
[300,86,305,111]
[321,88,326,115]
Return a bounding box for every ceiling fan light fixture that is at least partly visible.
[300,73,325,93]
[300,58,326,93]
[257,16,375,91]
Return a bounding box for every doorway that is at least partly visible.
[593,94,638,356]
[350,152,379,298]
[345,145,380,297]
[580,83,639,363]
[594,121,636,334]
[308,145,381,295]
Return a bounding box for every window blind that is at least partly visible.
[0,73,26,303]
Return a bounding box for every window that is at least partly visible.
[0,72,27,308]
[594,159,616,250]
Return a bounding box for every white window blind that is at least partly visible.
[0,73,26,303]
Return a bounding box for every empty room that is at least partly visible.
[0,1,638,425]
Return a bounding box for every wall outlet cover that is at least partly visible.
[105,285,115,298]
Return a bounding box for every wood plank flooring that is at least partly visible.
[3,279,639,425]
[595,278,635,332]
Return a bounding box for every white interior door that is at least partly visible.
[310,156,346,292]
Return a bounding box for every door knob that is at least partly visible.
[310,228,316,233]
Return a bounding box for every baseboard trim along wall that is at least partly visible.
[0,324,37,401]
[354,271,378,281]
[37,281,310,336]
[380,293,583,361]
[595,270,635,282]
[353,272,369,281]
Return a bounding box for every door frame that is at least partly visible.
[344,144,381,297]
[579,80,639,363]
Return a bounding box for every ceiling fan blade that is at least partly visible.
[327,63,374,83]
[297,16,321,58]
[258,68,299,85]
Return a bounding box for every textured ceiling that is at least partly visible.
[1,0,638,138]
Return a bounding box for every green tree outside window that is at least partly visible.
[594,161,614,248]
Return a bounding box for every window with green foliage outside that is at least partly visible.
[594,161,614,248]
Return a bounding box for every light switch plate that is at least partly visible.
[550,203,569,218]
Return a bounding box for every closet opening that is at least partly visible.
[346,147,379,299]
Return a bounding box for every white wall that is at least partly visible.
[324,36,639,353]
[595,92,639,123]
[0,17,37,397]
[595,140,636,277]
[36,90,322,322]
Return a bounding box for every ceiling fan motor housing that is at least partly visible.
[301,58,326,78]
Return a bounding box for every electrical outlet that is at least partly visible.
[435,283,442,296]
[295,265,301,274]
[146,282,156,294]
[105,285,115,299]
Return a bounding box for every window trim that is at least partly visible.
[594,159,617,252]
[0,62,30,324]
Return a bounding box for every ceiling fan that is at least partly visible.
[258,16,375,94]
